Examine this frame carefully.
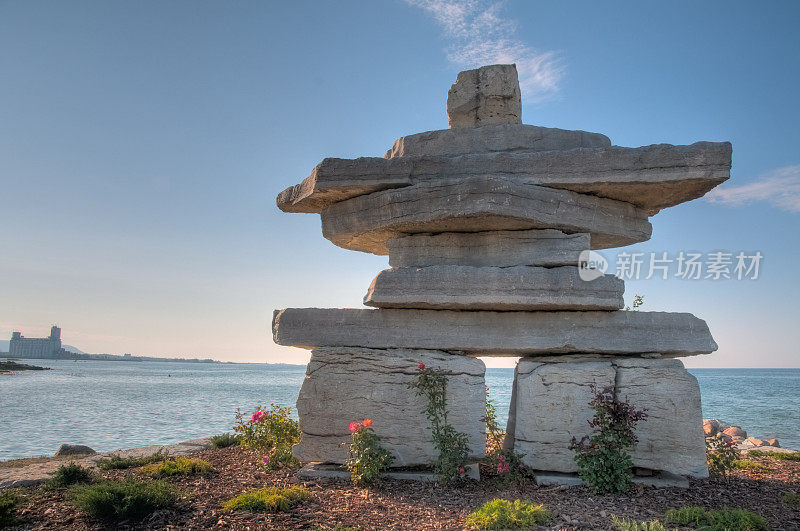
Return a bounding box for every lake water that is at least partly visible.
[1,360,798,460]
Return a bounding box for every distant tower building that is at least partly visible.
[8,326,67,359]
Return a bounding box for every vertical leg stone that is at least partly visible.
[293,347,486,467]
[507,356,708,478]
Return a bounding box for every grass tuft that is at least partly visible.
[665,506,768,531]
[611,515,666,531]
[735,459,771,471]
[210,433,240,449]
[222,485,310,513]
[44,463,95,489]
[0,491,19,528]
[782,491,800,507]
[97,451,166,470]
[69,479,176,521]
[465,499,550,530]
[747,450,800,461]
[139,457,214,478]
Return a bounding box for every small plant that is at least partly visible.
[97,450,167,470]
[410,362,471,483]
[344,418,394,485]
[625,294,644,311]
[139,457,214,478]
[210,432,240,448]
[665,506,768,531]
[782,491,800,507]
[234,404,301,469]
[0,491,19,528]
[706,434,739,478]
[611,516,667,531]
[570,386,648,494]
[465,499,550,530]
[222,485,310,513]
[483,449,529,486]
[735,459,770,471]
[69,479,176,521]
[44,462,95,489]
[747,450,800,461]
[484,386,504,453]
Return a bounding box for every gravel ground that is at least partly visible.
[5,446,799,530]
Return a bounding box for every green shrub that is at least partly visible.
[747,450,800,461]
[665,506,768,531]
[234,404,301,469]
[210,433,240,449]
[706,435,739,478]
[222,486,310,513]
[484,386,504,452]
[570,386,648,494]
[410,363,471,483]
[483,448,528,486]
[465,499,550,530]
[97,450,166,470]
[344,418,394,485]
[782,491,800,507]
[0,491,19,528]
[139,457,213,478]
[69,479,176,521]
[611,516,666,531]
[45,462,95,489]
[735,459,770,471]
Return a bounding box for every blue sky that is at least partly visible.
[1,1,798,367]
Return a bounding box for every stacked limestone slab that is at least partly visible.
[273,64,730,479]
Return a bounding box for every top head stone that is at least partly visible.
[447,64,522,128]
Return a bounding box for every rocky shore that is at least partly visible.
[0,361,50,374]
[703,418,792,452]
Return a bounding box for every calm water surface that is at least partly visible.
[1,360,798,460]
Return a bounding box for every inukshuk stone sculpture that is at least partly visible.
[273,64,730,480]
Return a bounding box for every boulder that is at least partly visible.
[766,438,780,447]
[363,266,624,311]
[292,347,486,466]
[508,356,707,478]
[447,64,522,128]
[276,142,731,214]
[746,436,767,447]
[703,421,718,437]
[320,177,652,254]
[723,426,747,439]
[386,230,590,268]
[385,123,610,158]
[54,444,96,457]
[273,308,718,357]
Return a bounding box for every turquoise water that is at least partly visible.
[1,360,797,460]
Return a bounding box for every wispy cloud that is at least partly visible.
[406,0,563,102]
[706,165,800,213]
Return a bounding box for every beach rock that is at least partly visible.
[703,421,718,437]
[746,436,767,447]
[447,64,521,128]
[273,308,718,357]
[54,444,96,457]
[385,123,610,158]
[386,230,589,268]
[508,356,707,477]
[723,426,747,438]
[321,177,652,254]
[292,347,486,466]
[363,266,624,311]
[766,438,780,447]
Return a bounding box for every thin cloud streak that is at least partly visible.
[406,0,563,102]
[706,165,800,213]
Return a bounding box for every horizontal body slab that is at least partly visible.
[363,266,625,311]
[385,123,611,158]
[272,308,718,357]
[387,230,590,268]
[508,356,708,477]
[277,142,731,214]
[293,347,486,466]
[321,177,652,254]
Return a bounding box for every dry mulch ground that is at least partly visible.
[5,446,799,530]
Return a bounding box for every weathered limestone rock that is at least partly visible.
[276,142,731,214]
[363,266,624,311]
[447,64,522,128]
[509,356,708,478]
[385,124,610,158]
[387,230,590,268]
[272,308,718,357]
[293,347,486,466]
[321,177,652,254]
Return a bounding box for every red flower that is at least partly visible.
[418,363,426,370]
[349,421,361,432]
[363,418,373,427]
[458,467,465,475]
[251,411,265,423]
